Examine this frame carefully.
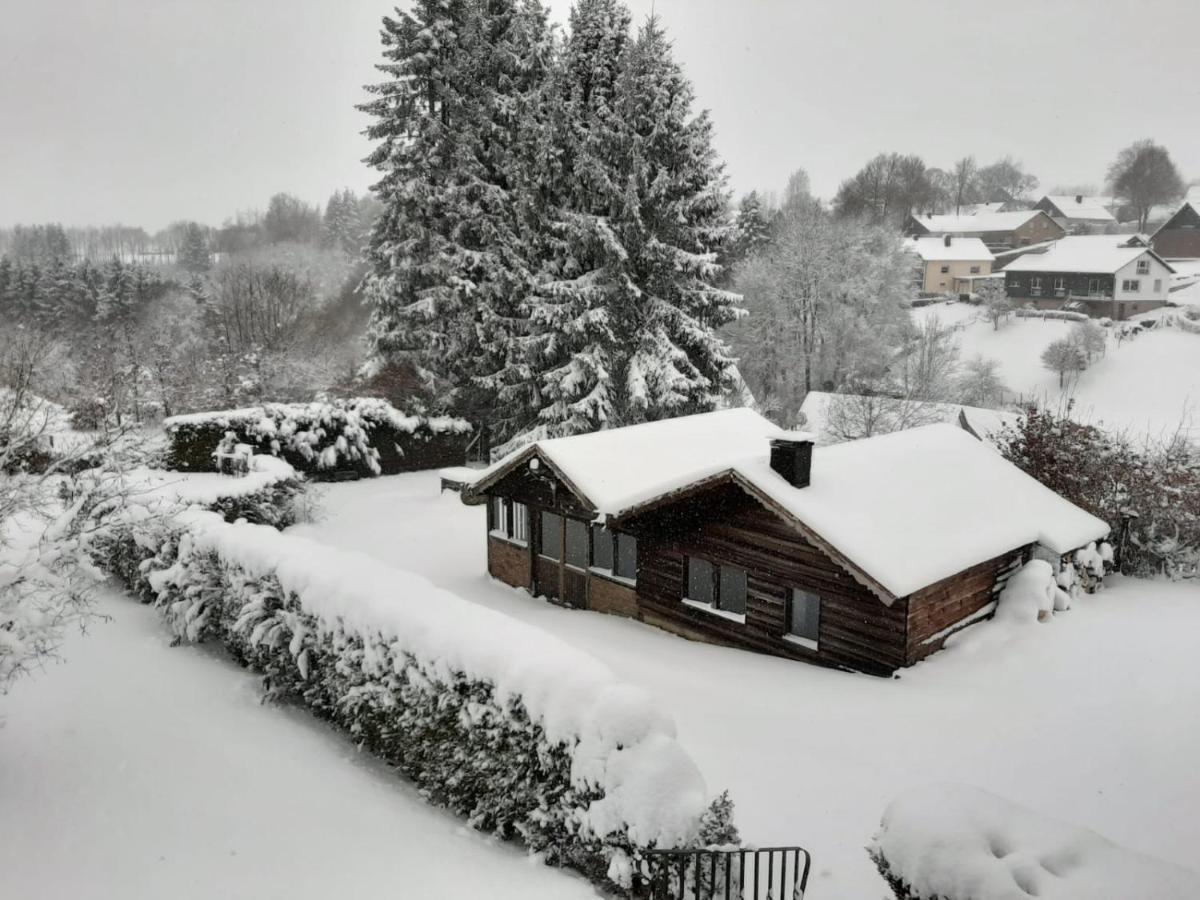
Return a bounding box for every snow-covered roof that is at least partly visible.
[1040,195,1117,223]
[905,236,995,262]
[472,411,1109,601]
[911,211,1048,234]
[1003,235,1174,275]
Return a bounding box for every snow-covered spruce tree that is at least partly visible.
[523,8,740,440]
[359,0,547,428]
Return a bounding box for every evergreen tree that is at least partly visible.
[732,192,773,261]
[177,222,212,274]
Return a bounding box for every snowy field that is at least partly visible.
[913,301,1200,438]
[287,473,1200,899]
[0,588,597,900]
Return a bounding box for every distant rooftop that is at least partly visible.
[911,210,1045,234]
[905,236,995,262]
[1039,195,1117,223]
[1003,235,1172,275]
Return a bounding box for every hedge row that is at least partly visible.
[82,476,733,893]
[162,399,473,479]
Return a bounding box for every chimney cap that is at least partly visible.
[771,431,816,445]
[1075,194,1083,203]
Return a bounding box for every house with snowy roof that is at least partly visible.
[906,236,995,295]
[464,409,1108,676]
[1033,194,1118,232]
[904,210,1065,252]
[1151,197,1200,261]
[1002,235,1176,320]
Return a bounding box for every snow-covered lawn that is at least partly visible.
[0,588,597,900]
[914,302,1200,438]
[291,473,1200,899]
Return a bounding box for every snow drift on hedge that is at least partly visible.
[164,399,471,437]
[155,509,708,849]
[871,784,1199,900]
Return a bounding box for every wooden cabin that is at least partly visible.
[466,410,1109,676]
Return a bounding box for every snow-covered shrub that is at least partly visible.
[995,560,1064,623]
[870,784,1199,900]
[163,398,472,479]
[81,493,733,892]
[1015,309,1090,322]
[997,407,1200,579]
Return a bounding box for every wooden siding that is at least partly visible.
[625,484,908,676]
[488,536,531,590]
[1152,205,1200,259]
[905,548,1029,664]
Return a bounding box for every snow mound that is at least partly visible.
[871,784,1200,900]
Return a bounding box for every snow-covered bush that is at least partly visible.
[163,398,472,479]
[80,489,733,891]
[1015,309,1090,322]
[997,407,1200,579]
[870,784,1199,899]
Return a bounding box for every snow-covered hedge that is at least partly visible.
[163,399,473,480]
[870,785,1199,899]
[82,483,733,891]
[1016,309,1090,322]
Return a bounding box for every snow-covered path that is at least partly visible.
[0,589,597,900]
[290,473,1200,900]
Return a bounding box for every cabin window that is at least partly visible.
[1122,279,1140,293]
[1088,277,1101,296]
[939,265,949,274]
[565,518,589,569]
[788,589,821,648]
[490,496,505,534]
[685,557,715,605]
[718,566,748,615]
[591,524,614,570]
[539,511,562,560]
[1029,276,1042,295]
[1154,279,1163,294]
[969,265,981,274]
[1136,259,1150,275]
[511,502,529,543]
[1053,276,1066,295]
[615,534,638,581]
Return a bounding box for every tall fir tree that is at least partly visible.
[177,222,212,274]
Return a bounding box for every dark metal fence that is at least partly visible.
[644,847,812,900]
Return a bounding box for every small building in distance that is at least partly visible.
[1151,198,1200,261]
[905,210,1066,253]
[464,409,1107,676]
[907,236,995,296]
[1002,235,1175,320]
[1032,194,1118,232]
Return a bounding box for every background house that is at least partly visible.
[1033,194,1118,232]
[905,210,1066,252]
[1002,235,1175,319]
[1151,198,1200,261]
[466,409,1108,676]
[906,235,995,295]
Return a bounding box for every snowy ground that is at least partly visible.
[0,588,597,900]
[913,301,1200,438]
[290,473,1200,900]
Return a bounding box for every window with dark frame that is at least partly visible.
[718,566,747,615]
[1137,259,1150,275]
[615,534,637,581]
[684,556,747,617]
[539,510,562,560]
[591,524,614,570]
[685,557,715,605]
[789,588,821,646]
[565,518,589,569]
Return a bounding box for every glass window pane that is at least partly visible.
[565,519,589,569]
[591,525,614,570]
[492,497,507,536]
[718,566,747,615]
[790,589,820,642]
[615,534,637,581]
[512,502,528,542]
[539,511,562,559]
[686,557,713,604]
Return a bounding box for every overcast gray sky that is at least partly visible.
[2,0,1198,231]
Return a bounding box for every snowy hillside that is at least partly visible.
[913,301,1200,438]
[288,473,1200,899]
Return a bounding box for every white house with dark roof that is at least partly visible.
[1033,195,1118,232]
[1002,235,1175,319]
[463,408,1107,675]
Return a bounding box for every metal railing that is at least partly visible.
[644,847,812,900]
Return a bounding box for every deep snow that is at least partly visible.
[290,472,1200,899]
[0,589,598,900]
[913,302,1200,438]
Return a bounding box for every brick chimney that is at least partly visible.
[1075,194,1083,204]
[770,432,816,489]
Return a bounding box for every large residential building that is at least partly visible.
[1002,235,1176,320]
[905,210,1065,252]
[907,236,995,295]
[1032,195,1117,232]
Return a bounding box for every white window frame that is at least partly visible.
[490,497,529,546]
[1053,276,1066,296]
[1122,279,1141,293]
[1136,259,1150,275]
[1029,276,1043,296]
